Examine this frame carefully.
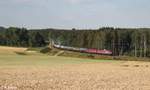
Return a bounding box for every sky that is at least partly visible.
[0,0,150,29]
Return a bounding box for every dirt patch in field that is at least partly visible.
[0,61,150,90]
[0,46,27,55]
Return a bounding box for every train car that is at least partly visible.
[53,44,60,48]
[72,47,80,51]
[53,44,112,55]
[97,49,112,55]
[84,49,112,55]
[79,48,87,52]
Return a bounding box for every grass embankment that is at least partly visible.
[0,46,115,67]
[0,55,115,67]
[41,47,150,61]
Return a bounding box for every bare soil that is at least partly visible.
[0,46,150,90]
[0,61,150,90]
[0,46,27,55]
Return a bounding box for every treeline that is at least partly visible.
[48,28,150,57]
[0,27,46,47]
[0,26,150,57]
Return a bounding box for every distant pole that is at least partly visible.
[144,35,147,57]
[112,39,116,59]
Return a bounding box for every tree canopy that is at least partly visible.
[0,26,149,57]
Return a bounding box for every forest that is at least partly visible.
[0,26,149,57]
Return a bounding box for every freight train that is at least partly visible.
[53,44,112,55]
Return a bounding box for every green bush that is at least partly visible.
[40,47,52,53]
[87,54,95,59]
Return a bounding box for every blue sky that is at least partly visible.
[0,0,150,29]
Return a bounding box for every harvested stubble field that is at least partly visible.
[0,46,150,90]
